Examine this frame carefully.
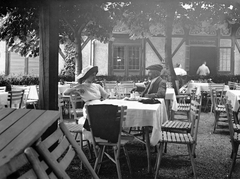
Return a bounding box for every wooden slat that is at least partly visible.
[175,133,180,142]
[0,108,15,121]
[0,110,60,166]
[171,132,176,142]
[0,109,43,151]
[167,132,171,142]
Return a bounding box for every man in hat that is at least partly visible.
[141,64,167,98]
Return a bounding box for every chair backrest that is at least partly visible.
[211,88,225,110]
[235,85,240,90]
[189,99,201,141]
[69,94,84,120]
[0,86,6,92]
[7,90,24,109]
[225,100,235,150]
[228,81,236,90]
[0,147,50,179]
[58,94,64,121]
[118,81,135,96]
[103,81,118,93]
[85,104,127,154]
[34,121,99,179]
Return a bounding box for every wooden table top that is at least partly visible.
[0,108,60,167]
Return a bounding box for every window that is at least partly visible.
[113,45,141,71]
[219,48,231,71]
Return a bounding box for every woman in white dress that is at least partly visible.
[63,65,109,129]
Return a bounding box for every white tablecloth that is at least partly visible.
[165,88,178,111]
[0,92,8,106]
[225,90,240,112]
[89,98,168,146]
[187,83,229,96]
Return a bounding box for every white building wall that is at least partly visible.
[0,41,6,74]
[93,41,108,76]
[235,41,240,75]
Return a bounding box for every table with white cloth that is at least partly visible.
[0,92,8,108]
[225,90,240,123]
[165,88,178,119]
[186,82,229,96]
[90,98,168,173]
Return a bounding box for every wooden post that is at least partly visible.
[39,0,59,110]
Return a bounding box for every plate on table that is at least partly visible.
[123,97,141,101]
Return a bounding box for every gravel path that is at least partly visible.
[66,112,240,179]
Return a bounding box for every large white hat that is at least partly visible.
[76,65,98,81]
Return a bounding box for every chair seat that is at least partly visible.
[162,121,191,131]
[159,131,195,144]
[70,108,84,117]
[215,106,226,112]
[65,123,83,133]
[96,135,134,145]
[26,99,38,103]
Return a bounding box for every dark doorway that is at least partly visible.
[189,46,217,76]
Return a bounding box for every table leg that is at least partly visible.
[165,99,171,120]
[144,126,152,173]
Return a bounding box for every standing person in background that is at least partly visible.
[196,61,210,79]
[174,63,187,88]
[141,64,166,98]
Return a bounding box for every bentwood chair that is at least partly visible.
[7,90,25,109]
[34,121,99,179]
[0,147,49,179]
[154,99,201,179]
[86,104,133,179]
[225,101,240,179]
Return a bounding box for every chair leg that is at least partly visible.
[154,143,164,179]
[94,146,105,174]
[187,144,196,179]
[213,112,220,133]
[123,146,132,176]
[114,147,122,179]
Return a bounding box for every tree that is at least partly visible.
[0,1,117,77]
[112,0,240,92]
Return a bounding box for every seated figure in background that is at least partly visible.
[141,64,166,98]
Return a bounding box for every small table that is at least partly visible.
[91,98,168,173]
[0,108,60,170]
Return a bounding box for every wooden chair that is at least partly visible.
[69,93,84,120]
[171,87,197,121]
[228,81,236,90]
[7,90,24,109]
[225,101,240,179]
[86,104,133,179]
[0,86,6,92]
[211,88,228,133]
[34,121,99,179]
[58,94,92,163]
[0,147,49,179]
[118,81,135,97]
[154,99,201,179]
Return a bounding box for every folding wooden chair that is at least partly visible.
[7,90,25,109]
[154,100,201,179]
[0,147,49,179]
[225,101,240,179]
[211,88,228,133]
[86,104,133,179]
[34,121,99,179]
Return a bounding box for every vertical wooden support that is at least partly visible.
[39,1,59,110]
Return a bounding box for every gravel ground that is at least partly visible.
[65,112,240,179]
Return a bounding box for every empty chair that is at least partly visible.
[228,81,236,90]
[0,147,50,179]
[225,101,240,179]
[7,90,24,109]
[0,86,6,92]
[86,104,133,179]
[34,121,99,179]
[154,99,201,179]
